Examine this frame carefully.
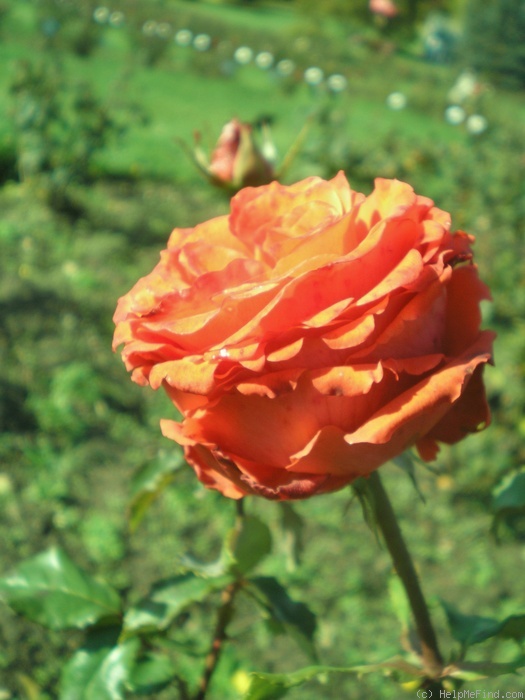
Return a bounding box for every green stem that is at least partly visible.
[193,499,245,700]
[367,471,444,680]
[194,580,241,700]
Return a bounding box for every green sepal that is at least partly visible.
[0,548,121,630]
[350,477,381,543]
[392,452,427,503]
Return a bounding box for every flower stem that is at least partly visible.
[194,579,241,700]
[366,471,444,680]
[193,500,244,700]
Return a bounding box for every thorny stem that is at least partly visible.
[367,471,444,682]
[193,499,245,700]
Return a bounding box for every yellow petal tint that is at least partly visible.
[323,304,383,350]
[354,178,427,231]
[229,172,359,263]
[149,358,217,393]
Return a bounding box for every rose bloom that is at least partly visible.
[113,173,494,500]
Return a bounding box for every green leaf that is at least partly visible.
[492,467,525,539]
[60,629,138,700]
[493,467,525,514]
[128,454,183,532]
[441,601,525,651]
[224,515,272,575]
[243,658,424,700]
[247,577,317,661]
[127,652,177,695]
[498,614,525,642]
[279,503,304,570]
[0,548,121,630]
[124,572,230,634]
[445,657,525,681]
[441,600,502,649]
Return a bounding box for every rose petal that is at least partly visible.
[444,265,492,355]
[420,354,494,450]
[344,333,493,453]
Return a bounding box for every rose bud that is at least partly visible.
[192,118,275,191]
[370,0,399,19]
[113,173,494,501]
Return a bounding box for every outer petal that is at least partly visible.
[343,333,493,456]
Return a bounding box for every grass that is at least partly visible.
[3,0,523,186]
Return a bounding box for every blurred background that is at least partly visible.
[0,0,524,698]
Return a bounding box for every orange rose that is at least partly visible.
[113,173,494,500]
